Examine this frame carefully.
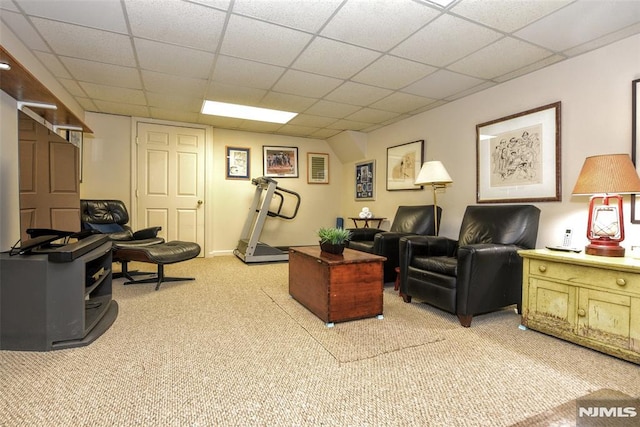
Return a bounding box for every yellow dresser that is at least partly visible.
[519,249,640,364]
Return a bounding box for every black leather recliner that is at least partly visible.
[347,205,442,283]
[80,199,164,245]
[399,204,540,327]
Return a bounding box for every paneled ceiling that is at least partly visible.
[1,0,639,139]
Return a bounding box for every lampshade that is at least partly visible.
[572,154,640,257]
[415,161,453,185]
[572,154,640,195]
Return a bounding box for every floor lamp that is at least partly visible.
[415,161,452,236]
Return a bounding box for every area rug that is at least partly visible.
[510,388,637,426]
[261,286,456,363]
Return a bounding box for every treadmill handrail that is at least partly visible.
[270,187,300,220]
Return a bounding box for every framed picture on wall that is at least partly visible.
[263,145,298,178]
[386,139,424,191]
[630,79,640,223]
[476,102,561,203]
[355,159,376,201]
[226,146,250,180]
[307,152,329,184]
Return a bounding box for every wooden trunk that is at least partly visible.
[289,246,385,324]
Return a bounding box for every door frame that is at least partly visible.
[130,117,213,257]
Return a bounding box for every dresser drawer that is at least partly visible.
[528,259,640,296]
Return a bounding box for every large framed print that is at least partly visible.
[630,79,640,223]
[355,159,376,201]
[386,139,424,191]
[226,146,250,180]
[476,102,561,203]
[307,152,329,184]
[263,145,298,178]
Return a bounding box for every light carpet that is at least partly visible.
[261,285,454,363]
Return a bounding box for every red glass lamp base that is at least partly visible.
[585,241,625,257]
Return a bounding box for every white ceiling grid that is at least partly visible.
[1,0,639,139]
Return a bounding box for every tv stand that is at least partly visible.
[0,235,118,351]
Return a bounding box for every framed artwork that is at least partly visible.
[630,79,640,223]
[263,145,298,178]
[355,159,376,201]
[307,152,329,184]
[226,146,250,180]
[476,102,561,203]
[67,130,83,183]
[386,139,424,191]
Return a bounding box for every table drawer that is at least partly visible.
[528,259,640,296]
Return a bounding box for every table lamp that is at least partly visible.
[415,161,452,235]
[572,154,640,257]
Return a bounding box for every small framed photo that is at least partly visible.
[355,159,376,201]
[476,102,561,203]
[263,145,298,178]
[387,139,424,191]
[226,146,250,180]
[307,152,329,184]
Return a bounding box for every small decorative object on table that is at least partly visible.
[317,227,352,255]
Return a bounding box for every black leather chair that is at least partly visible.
[347,205,442,283]
[80,199,164,245]
[399,205,540,327]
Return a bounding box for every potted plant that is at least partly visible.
[317,227,352,255]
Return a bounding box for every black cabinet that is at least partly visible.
[0,235,118,351]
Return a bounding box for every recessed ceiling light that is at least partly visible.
[201,100,297,124]
[0,62,11,71]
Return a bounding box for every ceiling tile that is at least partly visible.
[325,81,393,106]
[258,92,317,112]
[272,69,343,98]
[515,0,640,52]
[326,118,370,131]
[18,0,128,33]
[451,0,571,33]
[213,55,285,89]
[93,99,150,117]
[320,0,440,51]
[563,22,640,57]
[220,15,312,66]
[402,69,485,99]
[189,0,232,11]
[135,38,215,79]
[61,57,142,89]
[150,107,200,124]
[1,10,50,51]
[369,92,437,114]
[288,113,338,128]
[58,78,87,97]
[392,14,502,67]
[345,108,400,124]
[146,92,202,113]
[79,82,147,105]
[232,0,342,32]
[292,37,380,79]
[310,128,342,139]
[304,100,361,118]
[352,55,437,90]
[30,17,136,66]
[494,54,565,83]
[205,82,268,105]
[125,0,226,51]
[141,71,208,98]
[33,51,72,78]
[448,38,554,80]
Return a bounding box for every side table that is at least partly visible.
[348,217,386,228]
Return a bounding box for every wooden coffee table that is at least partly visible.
[288,246,386,326]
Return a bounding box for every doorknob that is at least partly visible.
[197,200,203,206]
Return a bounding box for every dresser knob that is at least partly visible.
[538,265,547,272]
[577,308,586,317]
[616,278,626,286]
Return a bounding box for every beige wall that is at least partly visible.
[2,32,640,255]
[341,33,640,251]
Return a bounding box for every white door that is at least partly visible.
[136,122,205,253]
